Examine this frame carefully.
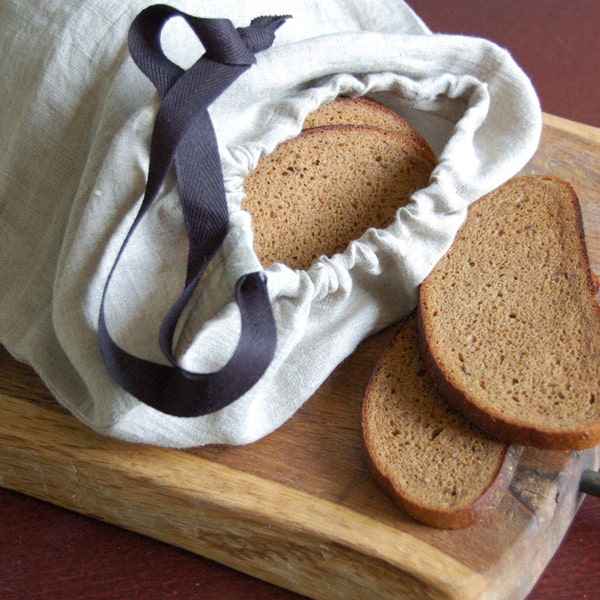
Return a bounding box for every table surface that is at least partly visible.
[2,2,599,599]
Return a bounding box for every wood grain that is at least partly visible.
[1,114,600,600]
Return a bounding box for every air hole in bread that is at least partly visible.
[430,427,444,441]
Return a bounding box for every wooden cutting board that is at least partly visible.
[1,114,599,600]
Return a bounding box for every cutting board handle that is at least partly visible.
[580,469,600,497]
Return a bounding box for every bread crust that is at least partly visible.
[303,96,437,163]
[362,313,521,529]
[418,175,600,450]
[363,432,522,530]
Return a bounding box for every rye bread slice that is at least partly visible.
[362,312,521,529]
[419,175,600,450]
[303,96,436,163]
[243,124,436,270]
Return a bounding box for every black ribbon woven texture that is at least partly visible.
[99,5,288,417]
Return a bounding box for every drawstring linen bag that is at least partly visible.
[0,0,542,447]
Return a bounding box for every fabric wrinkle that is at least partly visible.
[0,0,542,445]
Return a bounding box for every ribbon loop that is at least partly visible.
[99,6,289,417]
[196,18,256,65]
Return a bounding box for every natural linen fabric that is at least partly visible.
[0,0,542,447]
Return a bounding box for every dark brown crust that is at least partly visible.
[340,97,437,163]
[418,308,600,450]
[297,123,437,168]
[417,175,600,451]
[362,314,522,529]
[363,438,522,530]
[303,95,437,164]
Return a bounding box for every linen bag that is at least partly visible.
[0,0,542,446]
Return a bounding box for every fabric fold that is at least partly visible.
[0,0,541,447]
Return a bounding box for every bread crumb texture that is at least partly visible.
[363,313,511,528]
[243,125,434,270]
[420,175,600,447]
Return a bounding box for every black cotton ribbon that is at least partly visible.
[98,5,288,417]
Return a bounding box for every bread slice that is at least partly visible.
[419,175,600,450]
[303,96,436,163]
[243,124,436,270]
[362,312,521,529]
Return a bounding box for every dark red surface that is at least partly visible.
[2,2,599,599]
[410,0,600,128]
[1,484,599,599]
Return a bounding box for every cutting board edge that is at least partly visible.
[542,112,600,142]
[3,390,598,600]
[2,114,600,600]
[484,446,600,600]
[0,392,490,600]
